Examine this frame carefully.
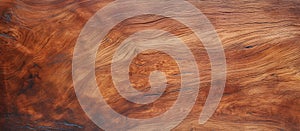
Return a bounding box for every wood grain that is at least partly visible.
[1,0,300,130]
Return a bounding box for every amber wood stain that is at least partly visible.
[1,0,300,130]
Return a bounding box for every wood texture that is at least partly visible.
[1,0,300,130]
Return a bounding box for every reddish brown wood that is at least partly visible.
[1,0,300,130]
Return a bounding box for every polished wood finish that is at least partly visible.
[1,0,300,130]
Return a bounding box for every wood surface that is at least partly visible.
[1,0,300,130]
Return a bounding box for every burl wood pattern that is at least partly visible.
[1,0,300,130]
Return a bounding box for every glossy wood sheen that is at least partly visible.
[1,0,300,130]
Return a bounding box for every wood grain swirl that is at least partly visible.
[1,0,300,130]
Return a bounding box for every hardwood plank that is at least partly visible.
[1,0,299,130]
